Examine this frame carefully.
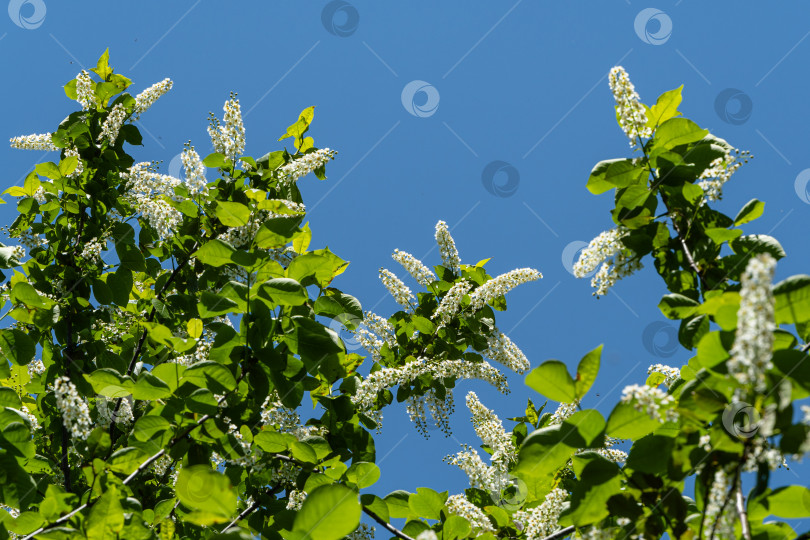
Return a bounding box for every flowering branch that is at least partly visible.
[540,526,576,540]
[362,505,416,540]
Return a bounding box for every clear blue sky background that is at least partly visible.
[2,0,810,529]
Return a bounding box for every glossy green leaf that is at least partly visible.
[215,201,251,227]
[409,487,447,520]
[175,465,237,519]
[773,274,810,324]
[346,462,380,488]
[292,484,361,540]
[605,402,661,440]
[525,361,576,403]
[574,345,601,399]
[734,198,765,226]
[194,240,237,267]
[85,484,125,540]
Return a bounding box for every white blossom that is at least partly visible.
[81,237,105,265]
[379,268,414,308]
[512,488,567,540]
[432,280,472,327]
[277,148,337,186]
[9,133,58,151]
[219,203,305,249]
[647,363,680,389]
[701,469,737,540]
[444,445,507,492]
[728,253,776,395]
[286,489,307,510]
[484,328,530,374]
[96,395,134,427]
[98,103,129,144]
[465,391,516,466]
[407,387,453,436]
[261,392,325,440]
[549,400,580,425]
[27,359,46,377]
[64,146,83,179]
[416,531,438,540]
[435,221,461,273]
[621,384,678,423]
[608,66,652,146]
[133,78,173,118]
[468,268,542,311]
[76,70,94,110]
[21,405,39,431]
[53,377,93,440]
[393,249,436,287]
[121,162,182,241]
[698,149,751,202]
[361,311,397,349]
[182,144,207,196]
[208,93,245,161]
[573,226,641,297]
[348,523,375,540]
[445,494,495,533]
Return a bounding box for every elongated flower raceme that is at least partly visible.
[621,384,678,423]
[432,280,472,327]
[182,144,207,195]
[64,146,84,179]
[445,494,495,533]
[697,148,752,202]
[121,162,182,241]
[208,93,245,161]
[608,66,652,146]
[76,70,94,110]
[728,253,776,395]
[513,488,567,540]
[465,391,516,465]
[9,133,58,151]
[444,444,507,492]
[484,328,530,374]
[379,268,414,308]
[407,387,453,436]
[362,311,397,349]
[393,249,436,286]
[435,220,461,273]
[133,78,173,118]
[277,148,337,186]
[573,226,641,297]
[468,268,542,311]
[98,103,129,144]
[53,377,93,440]
[701,469,737,540]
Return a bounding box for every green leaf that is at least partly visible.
[286,249,349,288]
[559,454,620,527]
[85,484,125,540]
[560,410,606,448]
[409,487,447,520]
[254,218,303,250]
[605,402,661,440]
[194,240,236,267]
[292,484,361,540]
[346,462,380,488]
[198,291,239,318]
[574,345,601,399]
[729,234,786,260]
[279,106,316,142]
[586,159,646,195]
[705,227,743,245]
[215,201,251,227]
[35,162,62,180]
[132,372,172,400]
[384,491,412,519]
[108,447,148,475]
[658,293,700,320]
[514,425,577,498]
[183,361,236,393]
[313,289,363,330]
[749,486,810,520]
[0,329,36,365]
[254,430,296,453]
[90,49,113,80]
[444,515,472,540]
[650,118,709,155]
[175,465,237,519]
[625,434,675,474]
[0,388,21,409]
[525,361,576,403]
[203,153,228,168]
[773,275,810,324]
[647,86,683,127]
[734,198,765,225]
[257,278,308,307]
[107,269,132,307]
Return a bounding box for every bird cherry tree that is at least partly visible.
[0,51,808,540]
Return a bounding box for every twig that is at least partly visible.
[540,526,576,540]
[734,470,753,540]
[362,506,416,540]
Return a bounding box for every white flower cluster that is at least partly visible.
[469,268,543,311]
[64,146,84,179]
[277,148,337,186]
[406,387,453,436]
[354,311,397,361]
[0,225,45,252]
[432,280,472,327]
[98,103,129,144]
[573,226,641,297]
[21,405,39,432]
[444,444,508,493]
[27,359,46,377]
[445,494,495,533]
[219,202,305,249]
[33,187,47,204]
[608,66,652,146]
[701,469,737,540]
[95,395,134,427]
[151,454,173,477]
[416,531,438,540]
[261,392,325,440]
[512,488,567,540]
[728,254,776,395]
[76,70,94,110]
[80,237,105,265]
[647,363,680,389]
[208,94,246,161]
[287,489,307,510]
[393,249,436,287]
[133,78,173,118]
[182,144,207,196]
[379,268,415,308]
[435,221,461,273]
[121,162,182,241]
[352,357,508,412]
[466,392,516,466]
[9,133,58,151]
[621,384,678,423]
[588,437,628,464]
[53,376,93,440]
[549,400,580,425]
[697,149,751,202]
[484,328,530,374]
[347,523,375,540]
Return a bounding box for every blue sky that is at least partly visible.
[3,0,810,528]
